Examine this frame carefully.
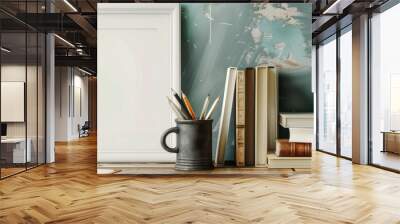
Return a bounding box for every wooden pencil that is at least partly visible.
[182,93,196,120]
[166,97,186,120]
[205,96,221,120]
[171,88,192,119]
[199,95,210,120]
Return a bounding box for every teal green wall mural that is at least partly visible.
[181,3,312,161]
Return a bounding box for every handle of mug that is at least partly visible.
[160,127,179,153]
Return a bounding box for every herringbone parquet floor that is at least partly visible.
[1,135,400,224]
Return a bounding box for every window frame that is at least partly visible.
[315,24,353,160]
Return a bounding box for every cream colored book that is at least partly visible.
[236,70,245,167]
[279,113,314,128]
[267,67,278,152]
[215,67,238,167]
[255,66,278,167]
[267,154,311,169]
[289,128,313,143]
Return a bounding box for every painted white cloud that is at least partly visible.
[251,27,263,44]
[254,4,303,26]
[275,42,286,58]
[275,42,286,51]
[254,51,305,70]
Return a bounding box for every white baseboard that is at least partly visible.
[97,151,176,163]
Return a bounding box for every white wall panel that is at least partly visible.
[97,3,180,163]
[1,82,25,122]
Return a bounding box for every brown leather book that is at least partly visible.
[245,68,255,166]
[276,139,312,157]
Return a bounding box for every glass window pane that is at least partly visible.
[26,0,39,169]
[371,4,400,171]
[318,37,337,154]
[1,31,28,178]
[0,1,46,179]
[340,29,352,158]
[27,31,38,169]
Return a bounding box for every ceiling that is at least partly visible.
[0,0,394,74]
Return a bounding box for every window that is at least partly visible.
[0,2,47,179]
[339,28,352,158]
[390,74,400,130]
[371,3,400,171]
[317,36,337,154]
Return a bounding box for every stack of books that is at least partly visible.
[215,66,313,169]
[267,113,313,169]
[279,113,314,144]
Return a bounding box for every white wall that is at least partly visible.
[55,67,89,141]
[72,73,89,138]
[55,67,70,141]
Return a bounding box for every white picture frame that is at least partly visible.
[97,3,180,163]
[1,81,25,122]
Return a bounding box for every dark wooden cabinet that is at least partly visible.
[382,131,400,154]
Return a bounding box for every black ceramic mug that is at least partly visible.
[160,119,213,171]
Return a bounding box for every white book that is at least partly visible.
[280,113,314,128]
[255,66,278,167]
[267,154,311,169]
[215,67,237,167]
[289,128,313,143]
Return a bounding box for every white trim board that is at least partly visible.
[97,3,180,163]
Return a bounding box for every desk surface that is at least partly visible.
[381,131,400,134]
[1,138,27,143]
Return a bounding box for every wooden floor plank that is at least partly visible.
[0,135,400,223]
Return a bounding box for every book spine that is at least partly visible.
[215,67,238,167]
[267,67,278,152]
[267,155,312,169]
[276,139,312,157]
[245,68,255,166]
[236,70,245,167]
[255,66,268,167]
[289,128,313,143]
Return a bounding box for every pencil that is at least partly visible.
[182,93,196,120]
[171,88,192,119]
[199,95,210,120]
[205,96,221,120]
[166,97,187,120]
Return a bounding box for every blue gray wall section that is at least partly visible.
[181,3,312,160]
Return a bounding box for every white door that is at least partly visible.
[97,3,180,162]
